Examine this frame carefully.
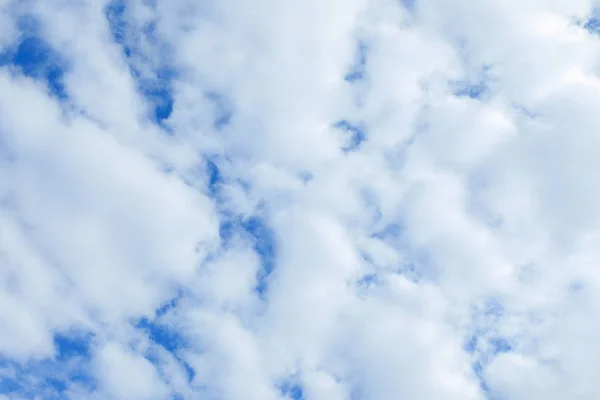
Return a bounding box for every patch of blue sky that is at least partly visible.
[136,317,186,354]
[205,157,223,196]
[0,331,95,398]
[278,378,304,400]
[370,221,418,255]
[0,16,68,100]
[142,343,195,387]
[147,287,185,321]
[105,0,175,125]
[105,0,127,49]
[141,67,177,123]
[464,333,479,353]
[0,369,21,394]
[471,360,491,394]
[489,337,512,354]
[298,171,313,183]
[584,15,600,34]
[451,63,495,100]
[182,359,196,384]
[345,41,367,83]
[463,297,513,398]
[207,157,277,297]
[399,261,421,282]
[52,332,96,392]
[467,340,501,397]
[453,81,487,99]
[54,331,94,361]
[244,216,277,295]
[465,300,508,354]
[356,272,380,289]
[220,214,277,296]
[344,40,370,109]
[0,377,61,400]
[134,302,196,385]
[133,289,188,356]
[364,222,426,285]
[205,157,236,229]
[334,120,366,152]
[464,333,512,355]
[371,222,403,241]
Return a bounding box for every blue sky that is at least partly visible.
[1,0,600,399]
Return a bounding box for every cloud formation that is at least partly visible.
[1,0,600,399]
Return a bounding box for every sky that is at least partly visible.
[1,0,600,399]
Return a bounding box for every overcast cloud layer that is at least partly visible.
[1,0,600,399]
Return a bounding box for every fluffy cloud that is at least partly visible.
[1,0,600,399]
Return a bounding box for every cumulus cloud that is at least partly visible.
[1,0,600,399]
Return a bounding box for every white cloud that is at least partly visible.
[95,342,169,400]
[3,0,600,399]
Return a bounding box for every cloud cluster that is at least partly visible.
[2,0,600,399]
